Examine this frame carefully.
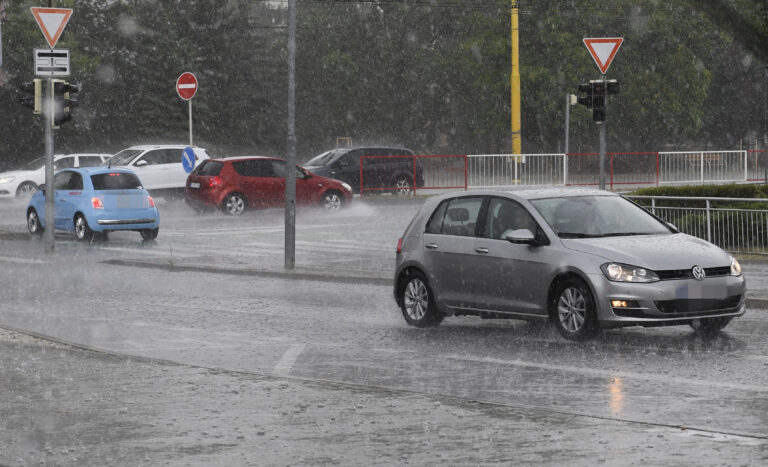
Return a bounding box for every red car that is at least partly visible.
[185,156,353,215]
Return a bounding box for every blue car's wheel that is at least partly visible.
[141,228,159,241]
[74,214,95,242]
[27,209,44,237]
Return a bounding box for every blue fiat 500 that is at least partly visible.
[26,167,160,242]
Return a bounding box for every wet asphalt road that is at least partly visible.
[1,197,768,464]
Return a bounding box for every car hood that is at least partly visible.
[304,165,330,173]
[0,170,33,179]
[561,233,732,269]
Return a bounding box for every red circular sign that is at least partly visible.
[176,72,198,100]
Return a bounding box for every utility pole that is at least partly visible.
[285,0,297,270]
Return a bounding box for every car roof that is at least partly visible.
[431,188,618,202]
[332,146,411,152]
[67,166,136,175]
[121,145,206,151]
[214,156,282,162]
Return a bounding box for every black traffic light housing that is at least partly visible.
[575,79,619,122]
[18,79,42,114]
[52,79,79,127]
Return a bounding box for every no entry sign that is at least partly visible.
[176,72,198,100]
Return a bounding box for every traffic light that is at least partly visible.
[18,79,42,114]
[52,79,79,126]
[591,81,606,122]
[576,83,593,108]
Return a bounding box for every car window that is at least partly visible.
[195,160,223,176]
[140,149,179,166]
[53,171,73,190]
[270,160,286,178]
[54,157,76,169]
[21,156,46,171]
[429,197,483,237]
[106,149,142,166]
[425,200,449,234]
[232,159,276,177]
[67,172,84,190]
[484,198,538,240]
[91,172,143,190]
[162,148,183,164]
[78,156,104,167]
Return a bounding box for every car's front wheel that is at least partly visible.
[222,193,247,216]
[74,214,95,242]
[551,277,599,340]
[16,182,38,197]
[141,228,159,241]
[27,209,44,236]
[400,270,443,327]
[321,190,343,211]
[691,316,732,334]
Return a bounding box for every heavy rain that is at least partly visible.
[1,1,768,465]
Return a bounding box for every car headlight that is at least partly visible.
[0,176,15,184]
[601,263,660,283]
[730,256,742,277]
[341,182,352,192]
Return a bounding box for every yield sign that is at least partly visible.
[31,7,73,49]
[583,37,623,74]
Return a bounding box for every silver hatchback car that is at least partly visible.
[394,189,746,340]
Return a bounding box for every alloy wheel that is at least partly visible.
[395,177,412,196]
[557,286,587,333]
[224,194,246,215]
[323,192,342,211]
[404,278,429,321]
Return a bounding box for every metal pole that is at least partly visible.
[564,94,570,186]
[598,121,606,190]
[284,0,297,270]
[43,78,55,253]
[188,99,193,146]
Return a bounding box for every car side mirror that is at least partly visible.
[38,184,46,194]
[135,160,148,167]
[504,228,539,246]
[666,222,678,232]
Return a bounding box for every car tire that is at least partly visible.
[141,228,159,241]
[27,209,44,237]
[222,193,247,216]
[550,277,600,340]
[393,175,413,197]
[16,182,38,197]
[691,316,732,334]
[321,190,343,211]
[400,270,443,327]
[74,214,95,242]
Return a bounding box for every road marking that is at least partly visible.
[0,255,46,264]
[273,344,305,376]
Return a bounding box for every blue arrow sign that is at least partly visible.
[182,147,195,173]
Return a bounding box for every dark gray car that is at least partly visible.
[394,188,746,340]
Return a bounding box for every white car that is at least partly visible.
[103,145,210,198]
[0,153,111,199]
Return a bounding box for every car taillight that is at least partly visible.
[91,197,104,209]
[148,196,155,207]
[396,237,403,253]
[209,176,222,187]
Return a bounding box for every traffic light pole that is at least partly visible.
[43,78,55,253]
[599,76,607,190]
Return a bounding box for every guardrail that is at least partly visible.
[359,154,467,196]
[626,195,768,255]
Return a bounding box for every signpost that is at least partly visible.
[583,37,623,190]
[30,7,73,253]
[176,72,198,146]
[35,48,69,76]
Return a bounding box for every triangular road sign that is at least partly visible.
[583,37,623,74]
[31,7,73,49]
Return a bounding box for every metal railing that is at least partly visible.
[359,154,467,196]
[626,195,768,254]
[467,154,564,188]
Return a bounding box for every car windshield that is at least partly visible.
[529,195,672,238]
[104,149,143,166]
[91,172,143,190]
[305,150,342,167]
[21,156,46,171]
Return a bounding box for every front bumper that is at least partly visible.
[588,273,747,327]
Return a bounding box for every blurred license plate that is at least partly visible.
[189,182,200,188]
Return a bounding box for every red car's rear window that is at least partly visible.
[194,160,224,176]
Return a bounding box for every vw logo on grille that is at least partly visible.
[692,265,706,281]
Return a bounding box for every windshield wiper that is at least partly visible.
[558,232,603,238]
[599,232,656,237]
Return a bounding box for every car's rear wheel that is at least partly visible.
[141,228,159,241]
[74,214,95,242]
[691,316,732,334]
[400,270,443,327]
[16,182,37,197]
[551,277,599,340]
[393,175,413,197]
[222,193,247,216]
[321,190,343,211]
[27,209,44,236]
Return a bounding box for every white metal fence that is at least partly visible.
[466,150,767,190]
[626,195,768,255]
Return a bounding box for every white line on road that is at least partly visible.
[0,255,46,265]
[273,344,305,376]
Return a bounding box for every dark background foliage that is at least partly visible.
[0,0,766,171]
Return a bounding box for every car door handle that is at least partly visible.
[475,247,489,254]
[425,243,438,250]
